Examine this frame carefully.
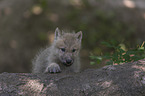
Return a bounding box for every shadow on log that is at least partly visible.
[0,59,145,96]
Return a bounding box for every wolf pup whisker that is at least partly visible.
[32,27,82,73]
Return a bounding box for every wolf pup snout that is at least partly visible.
[64,59,73,66]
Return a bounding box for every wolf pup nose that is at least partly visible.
[65,59,73,66]
[32,27,82,73]
[66,59,73,64]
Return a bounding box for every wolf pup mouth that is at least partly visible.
[63,59,73,66]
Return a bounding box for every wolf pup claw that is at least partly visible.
[32,28,82,73]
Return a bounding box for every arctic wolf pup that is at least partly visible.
[32,28,82,73]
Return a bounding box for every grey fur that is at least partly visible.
[32,28,82,74]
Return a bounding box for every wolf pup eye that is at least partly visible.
[72,49,76,52]
[61,48,65,52]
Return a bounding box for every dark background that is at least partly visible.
[0,0,145,73]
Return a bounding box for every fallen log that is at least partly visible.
[0,59,145,96]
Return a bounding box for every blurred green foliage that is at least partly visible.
[90,41,145,65]
[1,0,145,72]
[34,0,142,64]
[36,0,47,9]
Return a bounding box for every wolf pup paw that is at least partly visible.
[44,63,61,73]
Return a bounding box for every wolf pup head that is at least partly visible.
[53,27,82,67]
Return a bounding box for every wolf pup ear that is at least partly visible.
[76,31,82,43]
[55,27,61,40]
